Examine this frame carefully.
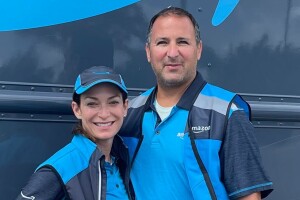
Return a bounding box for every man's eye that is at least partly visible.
[178,40,189,45]
[156,41,167,45]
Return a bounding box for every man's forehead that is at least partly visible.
[151,15,194,31]
[154,14,191,23]
[151,18,195,36]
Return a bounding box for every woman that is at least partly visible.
[17,66,134,200]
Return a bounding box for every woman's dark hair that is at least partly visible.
[71,87,127,135]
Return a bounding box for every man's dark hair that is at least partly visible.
[146,6,201,44]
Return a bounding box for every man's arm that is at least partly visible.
[220,104,273,199]
[240,192,261,200]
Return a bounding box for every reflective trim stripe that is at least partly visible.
[194,93,229,115]
[201,83,235,102]
[196,84,235,116]
[129,88,153,108]
[20,191,35,200]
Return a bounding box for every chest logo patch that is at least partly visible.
[191,126,211,133]
[176,132,185,140]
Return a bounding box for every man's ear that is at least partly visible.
[145,43,151,63]
[197,40,203,61]
[71,101,82,119]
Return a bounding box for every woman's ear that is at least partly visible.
[123,99,129,117]
[72,101,82,119]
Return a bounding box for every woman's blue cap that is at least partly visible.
[74,66,128,95]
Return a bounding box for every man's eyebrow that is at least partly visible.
[155,37,169,42]
[177,37,190,40]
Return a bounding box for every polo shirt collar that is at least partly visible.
[177,72,206,110]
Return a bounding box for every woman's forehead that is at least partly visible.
[82,83,122,98]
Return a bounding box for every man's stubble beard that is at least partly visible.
[154,67,196,89]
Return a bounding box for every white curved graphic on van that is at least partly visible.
[212,0,240,26]
[0,0,139,31]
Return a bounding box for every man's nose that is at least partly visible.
[167,43,179,58]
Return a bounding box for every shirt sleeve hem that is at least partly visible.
[229,182,273,199]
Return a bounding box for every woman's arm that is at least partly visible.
[16,167,64,200]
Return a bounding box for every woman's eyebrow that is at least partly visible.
[83,94,121,100]
[83,96,98,100]
[108,95,121,100]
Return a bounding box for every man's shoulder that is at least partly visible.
[129,87,154,108]
[199,83,250,118]
[201,83,236,102]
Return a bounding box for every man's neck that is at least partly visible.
[156,81,191,107]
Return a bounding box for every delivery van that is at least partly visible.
[1,0,300,199]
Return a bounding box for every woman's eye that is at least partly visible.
[87,102,97,107]
[109,101,120,105]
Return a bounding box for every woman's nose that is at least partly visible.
[97,106,110,118]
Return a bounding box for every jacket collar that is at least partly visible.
[72,134,97,158]
[72,134,128,166]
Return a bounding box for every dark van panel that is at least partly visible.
[1,0,300,199]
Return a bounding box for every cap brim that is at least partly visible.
[75,79,128,95]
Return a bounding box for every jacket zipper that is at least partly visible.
[98,160,102,200]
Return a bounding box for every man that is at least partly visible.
[119,7,273,200]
